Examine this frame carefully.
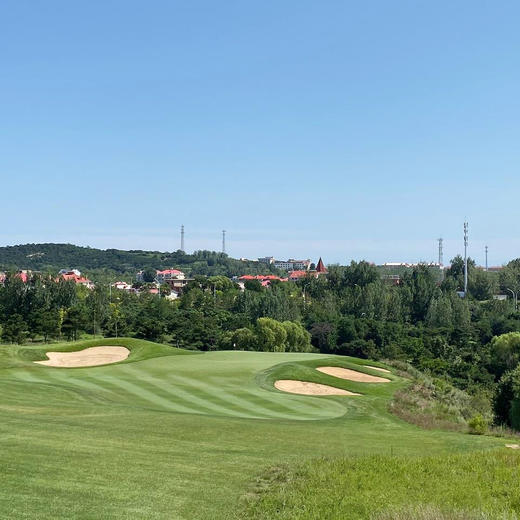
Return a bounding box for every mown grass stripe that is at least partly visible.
[164,373,324,420]
[116,365,261,418]
[86,373,198,414]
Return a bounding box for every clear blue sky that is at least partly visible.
[2,1,519,265]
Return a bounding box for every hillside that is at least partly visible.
[0,243,280,279]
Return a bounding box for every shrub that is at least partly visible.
[468,414,488,435]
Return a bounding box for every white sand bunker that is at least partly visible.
[317,366,390,383]
[274,380,360,396]
[35,346,130,368]
[364,365,391,374]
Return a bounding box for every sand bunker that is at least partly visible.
[506,444,520,450]
[364,365,391,374]
[274,380,360,396]
[317,366,390,383]
[35,346,130,368]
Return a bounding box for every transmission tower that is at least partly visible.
[485,245,488,271]
[464,222,468,296]
[222,230,226,254]
[438,238,443,267]
[180,225,185,252]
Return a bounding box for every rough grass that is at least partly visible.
[239,451,520,519]
[386,360,493,432]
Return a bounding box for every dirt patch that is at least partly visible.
[274,380,360,396]
[317,366,390,383]
[35,346,130,368]
[364,365,391,373]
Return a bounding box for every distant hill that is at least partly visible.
[0,243,280,280]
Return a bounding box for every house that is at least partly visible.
[112,281,134,292]
[156,269,185,283]
[59,270,95,289]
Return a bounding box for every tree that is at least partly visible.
[230,328,257,350]
[31,309,60,342]
[426,292,453,328]
[495,365,520,429]
[255,317,287,352]
[310,322,337,353]
[282,321,311,352]
[141,268,157,283]
[1,314,28,344]
[489,332,520,378]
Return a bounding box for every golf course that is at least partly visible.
[0,338,516,519]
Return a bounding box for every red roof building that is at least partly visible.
[316,257,328,274]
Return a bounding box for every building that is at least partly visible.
[258,256,275,265]
[112,281,134,292]
[156,269,185,284]
[315,257,328,274]
[274,259,311,271]
[59,270,95,289]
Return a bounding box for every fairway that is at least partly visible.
[0,339,506,519]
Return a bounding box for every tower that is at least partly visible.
[438,238,443,267]
[180,225,185,252]
[485,245,488,271]
[222,230,226,254]
[464,222,468,296]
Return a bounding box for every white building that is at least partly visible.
[274,259,311,271]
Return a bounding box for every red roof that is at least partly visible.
[59,272,92,284]
[15,271,29,283]
[157,269,183,275]
[288,270,309,279]
[316,257,328,273]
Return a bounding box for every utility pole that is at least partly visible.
[464,222,468,297]
[180,225,185,252]
[485,245,488,271]
[438,238,443,267]
[222,230,226,254]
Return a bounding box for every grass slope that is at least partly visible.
[241,451,520,519]
[0,339,508,519]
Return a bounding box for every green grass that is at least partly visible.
[0,338,510,519]
[240,451,520,519]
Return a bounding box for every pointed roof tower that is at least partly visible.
[316,257,327,273]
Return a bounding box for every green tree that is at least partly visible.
[282,321,311,352]
[255,317,287,352]
[489,332,520,378]
[1,314,28,344]
[230,327,257,350]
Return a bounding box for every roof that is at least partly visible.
[157,269,183,275]
[59,272,92,284]
[288,270,310,279]
[316,257,328,273]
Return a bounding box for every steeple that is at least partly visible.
[316,257,327,273]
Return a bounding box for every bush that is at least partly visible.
[468,414,488,435]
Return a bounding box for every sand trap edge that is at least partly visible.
[364,365,391,373]
[34,346,130,368]
[317,366,391,383]
[274,379,361,396]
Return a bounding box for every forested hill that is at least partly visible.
[0,243,279,278]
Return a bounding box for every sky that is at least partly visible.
[1,1,519,266]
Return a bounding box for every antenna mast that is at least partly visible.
[222,230,226,254]
[180,225,185,252]
[438,238,443,267]
[464,222,468,296]
[485,245,488,272]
